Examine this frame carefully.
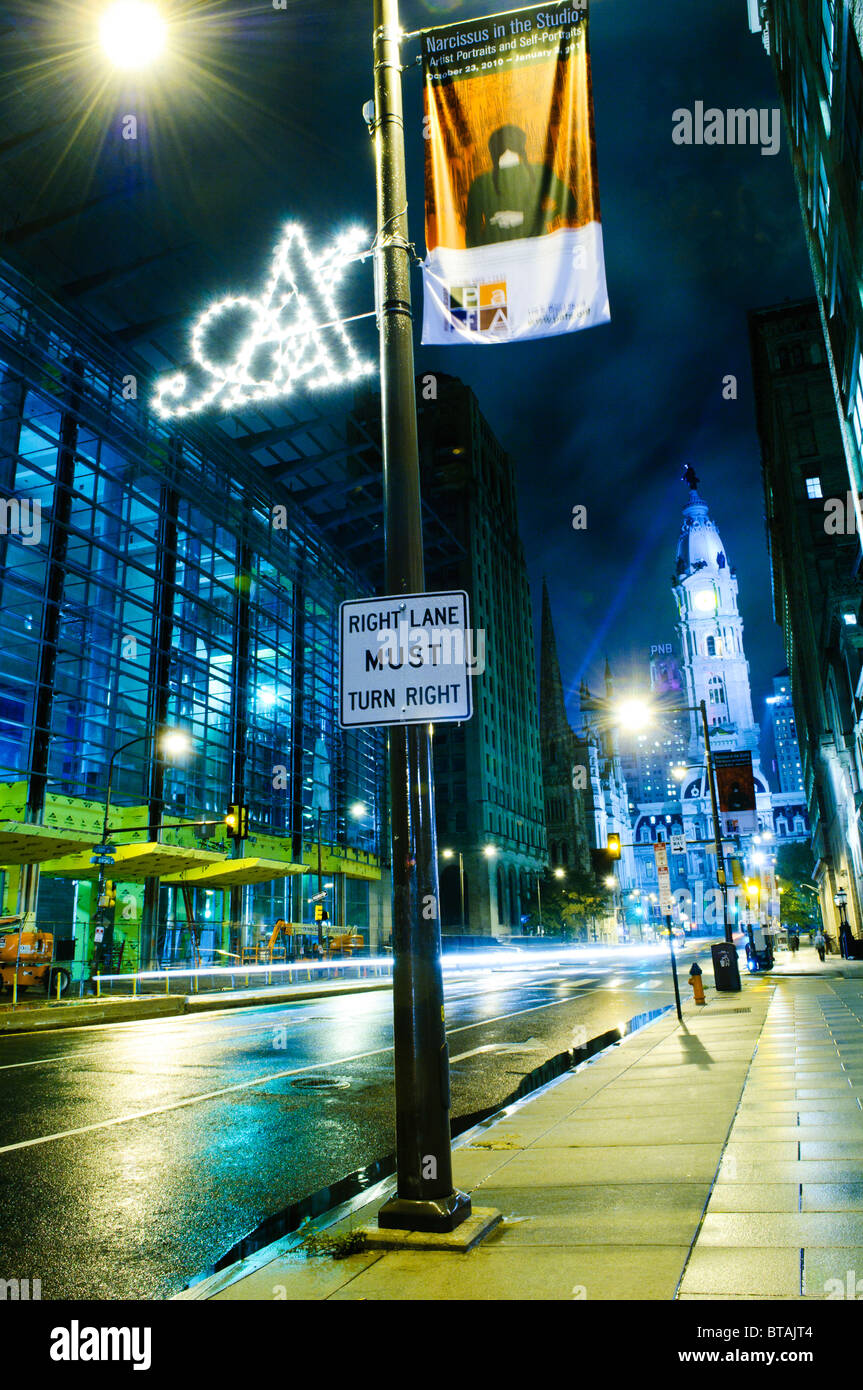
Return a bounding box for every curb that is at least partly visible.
[0,978,393,1035]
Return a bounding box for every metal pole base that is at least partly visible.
[377,1189,472,1234]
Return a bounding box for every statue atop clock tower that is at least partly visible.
[672,470,759,762]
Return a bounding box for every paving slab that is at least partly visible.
[677,1247,801,1298]
[707,1183,800,1213]
[802,1184,863,1211]
[327,1243,693,1301]
[698,1212,863,1246]
[801,1248,863,1296]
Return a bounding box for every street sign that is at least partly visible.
[339,591,473,728]
[653,840,673,913]
[670,833,686,855]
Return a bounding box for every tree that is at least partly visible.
[774,842,820,930]
[560,870,613,940]
[521,869,613,940]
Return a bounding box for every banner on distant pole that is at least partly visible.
[420,3,609,346]
[714,750,758,837]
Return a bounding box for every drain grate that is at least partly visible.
[290,1076,350,1091]
[718,1007,752,1015]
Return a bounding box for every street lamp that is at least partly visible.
[99,1,167,69]
[834,886,853,958]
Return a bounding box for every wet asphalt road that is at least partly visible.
[0,942,715,1300]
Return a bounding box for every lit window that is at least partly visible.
[843,612,858,626]
[805,476,823,498]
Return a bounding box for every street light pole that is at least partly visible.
[317,806,323,947]
[94,734,150,972]
[372,0,469,1233]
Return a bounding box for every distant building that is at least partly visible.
[765,671,804,793]
[748,3,863,557]
[416,376,547,936]
[576,662,638,934]
[749,298,863,947]
[617,648,688,805]
[351,374,547,937]
[538,580,593,880]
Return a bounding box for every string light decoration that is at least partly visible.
[153,224,376,419]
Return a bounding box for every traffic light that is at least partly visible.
[225,803,249,840]
[606,833,621,860]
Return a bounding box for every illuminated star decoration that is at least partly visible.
[153,224,375,418]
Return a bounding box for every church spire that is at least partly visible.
[672,465,758,757]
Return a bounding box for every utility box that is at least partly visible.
[711,941,742,992]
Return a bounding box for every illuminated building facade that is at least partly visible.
[750,297,862,947]
[748,1,863,537]
[630,472,809,931]
[0,260,384,977]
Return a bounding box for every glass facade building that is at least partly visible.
[0,260,384,974]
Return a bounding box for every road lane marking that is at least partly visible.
[0,973,605,1066]
[0,985,626,1151]
[0,1055,69,1071]
[0,964,677,1140]
[0,1046,395,1154]
[449,1044,502,1063]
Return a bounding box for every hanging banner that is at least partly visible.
[421,3,609,345]
[714,750,758,836]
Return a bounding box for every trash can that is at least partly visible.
[711,941,741,993]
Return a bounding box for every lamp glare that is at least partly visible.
[100,1,167,70]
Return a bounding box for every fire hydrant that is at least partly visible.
[688,961,706,1005]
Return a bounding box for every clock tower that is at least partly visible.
[673,468,759,762]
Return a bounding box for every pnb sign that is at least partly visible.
[650,643,673,656]
[339,591,473,728]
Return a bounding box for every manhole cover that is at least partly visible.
[290,1076,350,1091]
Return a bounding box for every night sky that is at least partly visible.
[3,0,815,739]
[402,0,813,724]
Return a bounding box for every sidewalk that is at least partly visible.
[184,964,863,1302]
